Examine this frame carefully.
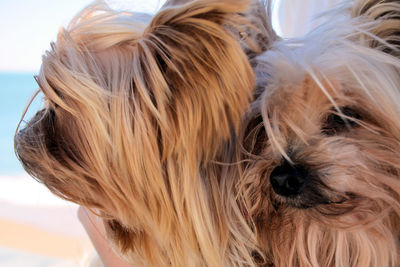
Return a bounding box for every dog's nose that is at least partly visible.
[270,160,309,197]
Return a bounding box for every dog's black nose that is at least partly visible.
[270,160,309,197]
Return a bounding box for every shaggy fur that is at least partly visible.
[241,0,400,266]
[14,0,269,266]
[15,0,400,266]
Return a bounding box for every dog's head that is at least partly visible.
[241,0,400,266]
[14,0,258,266]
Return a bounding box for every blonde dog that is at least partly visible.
[14,0,271,266]
[240,0,400,266]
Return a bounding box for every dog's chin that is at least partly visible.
[270,191,358,222]
[270,188,347,211]
[270,193,318,210]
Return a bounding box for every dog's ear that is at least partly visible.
[163,0,278,59]
[241,0,278,59]
[138,0,255,162]
[352,0,400,57]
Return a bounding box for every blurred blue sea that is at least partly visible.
[0,72,43,175]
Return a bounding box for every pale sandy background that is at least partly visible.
[0,174,92,267]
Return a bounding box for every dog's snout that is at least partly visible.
[270,160,309,197]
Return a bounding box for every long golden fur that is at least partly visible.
[15,0,400,266]
[241,0,400,266]
[14,0,266,266]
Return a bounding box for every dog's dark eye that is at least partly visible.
[322,107,362,135]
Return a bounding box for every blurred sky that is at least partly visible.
[0,0,166,73]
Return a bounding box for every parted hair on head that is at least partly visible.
[14,0,264,266]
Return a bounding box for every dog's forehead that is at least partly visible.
[257,40,399,114]
[266,75,348,108]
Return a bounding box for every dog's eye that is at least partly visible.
[321,107,362,135]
